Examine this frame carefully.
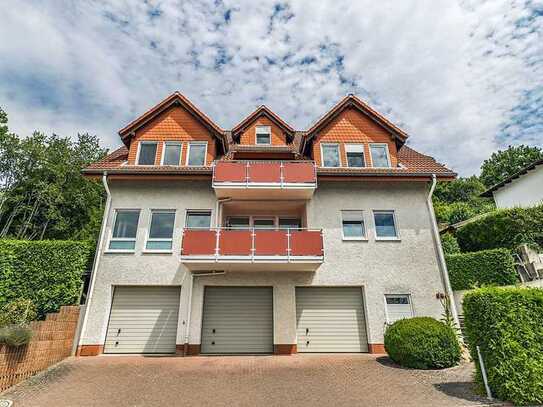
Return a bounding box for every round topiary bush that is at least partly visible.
[384,317,461,369]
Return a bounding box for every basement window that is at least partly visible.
[385,294,413,324]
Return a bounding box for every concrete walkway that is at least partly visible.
[2,355,500,407]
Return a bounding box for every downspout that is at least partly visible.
[427,174,461,330]
[77,171,112,353]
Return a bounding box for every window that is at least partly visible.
[146,210,175,251]
[341,210,366,240]
[137,142,158,165]
[345,144,365,167]
[279,218,302,230]
[253,218,275,229]
[321,144,340,167]
[185,211,212,229]
[109,210,140,251]
[385,294,413,324]
[226,217,250,229]
[162,142,182,166]
[369,144,391,168]
[373,210,398,239]
[186,142,207,166]
[255,126,271,145]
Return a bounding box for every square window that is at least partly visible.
[146,210,175,251]
[186,143,207,166]
[186,211,212,229]
[162,142,182,166]
[341,211,365,239]
[137,142,158,165]
[109,210,140,251]
[345,144,365,167]
[255,126,271,144]
[370,144,391,168]
[385,294,413,323]
[374,211,398,238]
[321,144,340,167]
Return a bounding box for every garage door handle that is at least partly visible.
[306,328,309,335]
[212,328,216,334]
[117,328,121,335]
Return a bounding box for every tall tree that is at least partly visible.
[0,108,107,241]
[480,145,543,187]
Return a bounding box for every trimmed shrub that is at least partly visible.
[0,325,33,347]
[441,233,460,255]
[463,287,543,405]
[445,249,518,290]
[0,298,37,327]
[0,240,91,319]
[456,204,543,252]
[384,317,461,369]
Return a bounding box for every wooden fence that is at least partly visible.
[0,305,80,392]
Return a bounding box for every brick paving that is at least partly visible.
[2,355,502,407]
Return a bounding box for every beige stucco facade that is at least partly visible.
[80,179,446,351]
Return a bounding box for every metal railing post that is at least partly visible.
[246,162,250,187]
[251,228,255,262]
[287,228,291,262]
[280,161,285,188]
[214,228,220,262]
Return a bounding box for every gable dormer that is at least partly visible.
[231,106,295,146]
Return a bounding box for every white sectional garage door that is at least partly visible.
[201,287,273,354]
[296,287,368,352]
[104,286,180,354]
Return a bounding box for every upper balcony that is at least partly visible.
[212,161,317,199]
[180,228,324,271]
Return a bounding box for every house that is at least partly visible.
[77,92,457,356]
[480,158,543,208]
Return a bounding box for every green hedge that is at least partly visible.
[441,233,460,255]
[0,240,91,318]
[463,287,543,405]
[456,204,543,252]
[445,249,518,290]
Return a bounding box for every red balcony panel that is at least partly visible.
[248,162,281,183]
[283,162,315,183]
[214,162,246,183]
[182,230,216,255]
[290,231,323,256]
[219,230,252,255]
[254,230,288,256]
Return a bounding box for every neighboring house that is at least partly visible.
[77,92,456,356]
[481,159,543,208]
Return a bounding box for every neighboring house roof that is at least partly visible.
[231,105,295,139]
[305,94,409,147]
[118,92,224,146]
[438,212,489,234]
[480,158,543,197]
[83,144,455,179]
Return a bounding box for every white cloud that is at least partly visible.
[0,0,541,175]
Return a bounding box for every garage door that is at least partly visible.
[201,287,273,354]
[104,286,180,354]
[296,287,368,352]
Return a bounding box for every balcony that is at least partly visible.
[180,228,324,271]
[212,161,317,199]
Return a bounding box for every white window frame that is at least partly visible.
[384,294,414,324]
[135,141,158,166]
[341,210,367,240]
[185,209,213,229]
[345,144,366,168]
[185,141,208,167]
[224,215,303,230]
[373,210,400,241]
[160,141,183,166]
[106,209,141,253]
[369,143,391,168]
[144,209,176,253]
[320,143,341,168]
[255,125,272,145]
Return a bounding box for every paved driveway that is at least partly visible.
[3,355,500,407]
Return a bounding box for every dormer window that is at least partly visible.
[345,144,365,167]
[256,126,271,145]
[137,142,158,165]
[321,143,341,167]
[370,144,391,168]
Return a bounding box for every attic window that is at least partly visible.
[137,142,158,165]
[256,126,271,145]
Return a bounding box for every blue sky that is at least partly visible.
[1,0,542,175]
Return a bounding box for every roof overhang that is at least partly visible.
[118,92,225,147]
